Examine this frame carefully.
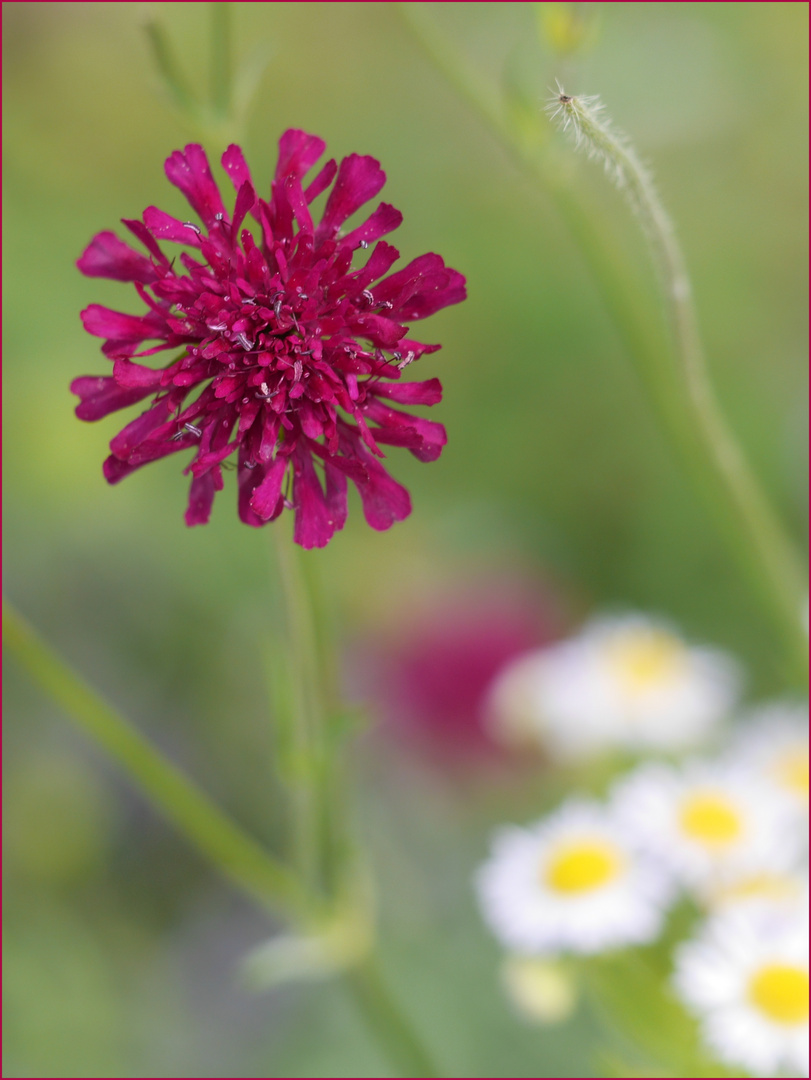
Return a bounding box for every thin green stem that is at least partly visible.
[398,4,807,674]
[6,596,441,1076]
[266,533,437,1076]
[210,2,233,121]
[553,91,807,669]
[3,598,309,922]
[270,528,326,893]
[347,955,439,1078]
[270,530,354,900]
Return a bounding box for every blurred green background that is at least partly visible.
[3,3,807,1076]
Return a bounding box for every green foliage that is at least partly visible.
[585,947,736,1078]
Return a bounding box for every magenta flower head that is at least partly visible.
[73,131,465,547]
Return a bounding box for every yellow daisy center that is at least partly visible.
[607,629,686,693]
[544,839,624,894]
[773,748,809,797]
[678,791,742,848]
[748,963,809,1025]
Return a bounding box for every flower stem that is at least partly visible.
[347,955,439,1078]
[267,534,438,1076]
[2,597,309,921]
[398,4,807,674]
[550,90,807,671]
[269,528,332,895]
[5,596,439,1077]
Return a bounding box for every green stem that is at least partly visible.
[6,596,440,1077]
[210,2,233,121]
[2,597,309,921]
[270,529,326,893]
[269,530,354,901]
[398,4,807,674]
[554,91,807,668]
[268,533,435,1075]
[347,955,439,1078]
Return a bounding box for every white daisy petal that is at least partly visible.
[475,799,675,955]
[725,700,809,819]
[487,613,741,759]
[674,901,809,1076]
[611,760,803,900]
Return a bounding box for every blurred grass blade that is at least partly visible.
[209,2,232,120]
[501,47,551,155]
[144,16,198,116]
[3,598,309,921]
[233,42,275,127]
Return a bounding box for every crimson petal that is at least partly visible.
[185,472,217,526]
[350,441,412,530]
[368,378,443,406]
[77,231,159,284]
[165,144,228,229]
[275,129,326,182]
[249,455,288,521]
[292,448,335,549]
[341,203,403,251]
[316,154,386,242]
[71,376,155,421]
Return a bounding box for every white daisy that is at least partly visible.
[726,700,809,818]
[487,613,740,759]
[485,650,554,750]
[475,799,674,955]
[673,900,809,1076]
[611,761,802,900]
[704,867,808,914]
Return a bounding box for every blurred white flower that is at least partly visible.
[612,761,802,899]
[725,701,809,818]
[673,900,809,1076]
[475,799,674,955]
[704,867,808,914]
[499,956,577,1025]
[485,650,552,749]
[487,613,740,759]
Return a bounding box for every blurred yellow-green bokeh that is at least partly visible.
[3,3,807,1076]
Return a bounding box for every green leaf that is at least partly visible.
[240,894,373,992]
[241,931,346,990]
[585,949,736,1078]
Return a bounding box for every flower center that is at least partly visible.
[607,629,686,693]
[773,748,809,796]
[544,839,624,894]
[748,964,809,1025]
[678,791,742,848]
